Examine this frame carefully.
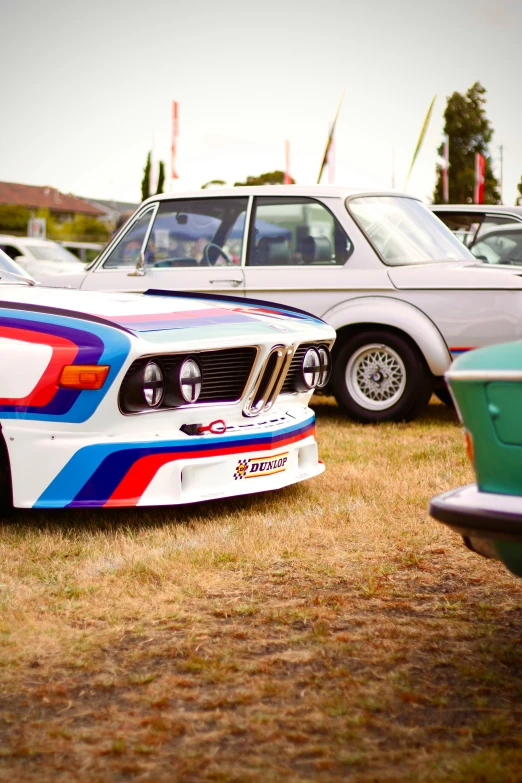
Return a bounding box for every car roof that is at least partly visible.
[476,222,522,237]
[431,204,522,216]
[141,184,416,206]
[0,235,60,245]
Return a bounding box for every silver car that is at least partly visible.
[43,186,522,423]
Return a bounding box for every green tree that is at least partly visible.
[156,161,165,195]
[0,205,30,234]
[141,152,151,201]
[233,170,295,186]
[201,179,226,189]
[433,82,500,204]
[517,176,522,205]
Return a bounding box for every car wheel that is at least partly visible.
[332,330,433,422]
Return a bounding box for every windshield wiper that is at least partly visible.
[0,272,38,286]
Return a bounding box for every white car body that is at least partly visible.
[42,185,522,422]
[0,235,86,280]
[0,252,335,508]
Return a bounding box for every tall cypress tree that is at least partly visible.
[433,82,500,204]
[141,152,151,202]
[156,161,165,195]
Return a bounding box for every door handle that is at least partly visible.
[209,279,242,286]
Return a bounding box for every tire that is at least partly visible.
[0,433,13,514]
[332,330,433,423]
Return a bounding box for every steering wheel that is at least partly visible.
[202,242,233,266]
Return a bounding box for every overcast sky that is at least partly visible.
[1,0,521,205]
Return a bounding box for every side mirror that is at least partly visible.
[128,250,146,277]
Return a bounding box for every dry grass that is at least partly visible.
[1,396,522,782]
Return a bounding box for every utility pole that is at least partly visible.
[499,144,504,203]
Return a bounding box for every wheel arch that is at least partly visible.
[324,296,451,377]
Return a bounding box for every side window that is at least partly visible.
[103,209,155,268]
[475,216,521,241]
[143,197,248,268]
[247,197,353,266]
[0,245,22,261]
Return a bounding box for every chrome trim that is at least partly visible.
[244,345,286,417]
[446,370,522,382]
[264,346,295,412]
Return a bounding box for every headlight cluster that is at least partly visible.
[295,345,331,392]
[120,357,203,413]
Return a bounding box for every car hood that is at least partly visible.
[387,262,522,290]
[0,285,333,344]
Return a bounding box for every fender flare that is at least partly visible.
[323,296,452,377]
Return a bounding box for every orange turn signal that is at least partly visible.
[59,365,110,390]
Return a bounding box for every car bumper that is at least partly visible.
[430,483,522,542]
[6,408,322,508]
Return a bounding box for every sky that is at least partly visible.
[1,0,521,205]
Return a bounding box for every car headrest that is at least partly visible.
[256,235,290,265]
[301,235,332,263]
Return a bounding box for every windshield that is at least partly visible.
[28,243,81,263]
[348,196,474,265]
[0,249,36,284]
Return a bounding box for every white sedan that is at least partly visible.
[42,185,522,423]
[0,234,85,279]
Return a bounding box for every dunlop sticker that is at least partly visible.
[233,452,289,480]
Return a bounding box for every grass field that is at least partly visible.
[1,396,522,783]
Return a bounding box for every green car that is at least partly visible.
[430,342,522,578]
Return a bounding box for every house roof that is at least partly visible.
[0,181,104,217]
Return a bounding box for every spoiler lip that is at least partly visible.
[143,289,328,325]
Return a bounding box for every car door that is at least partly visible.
[80,197,248,296]
[241,195,391,318]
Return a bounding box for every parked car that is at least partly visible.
[0,235,85,280]
[429,341,522,579]
[0,248,334,509]
[468,223,522,266]
[431,204,522,249]
[41,185,522,423]
[59,240,103,264]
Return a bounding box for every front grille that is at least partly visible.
[120,347,257,411]
[160,347,257,402]
[281,343,313,394]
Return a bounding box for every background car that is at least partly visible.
[431,204,522,248]
[0,234,86,279]
[41,185,522,424]
[430,341,522,579]
[59,240,103,264]
[0,247,334,509]
[469,223,522,265]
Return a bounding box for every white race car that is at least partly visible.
[0,250,334,509]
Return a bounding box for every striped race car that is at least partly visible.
[0,251,334,508]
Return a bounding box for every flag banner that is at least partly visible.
[284,139,292,184]
[150,130,158,194]
[328,122,335,184]
[474,152,485,204]
[404,94,437,189]
[171,101,179,180]
[442,134,449,203]
[317,90,344,184]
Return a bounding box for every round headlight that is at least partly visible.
[143,361,164,407]
[301,347,321,390]
[180,358,202,403]
[316,346,331,388]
